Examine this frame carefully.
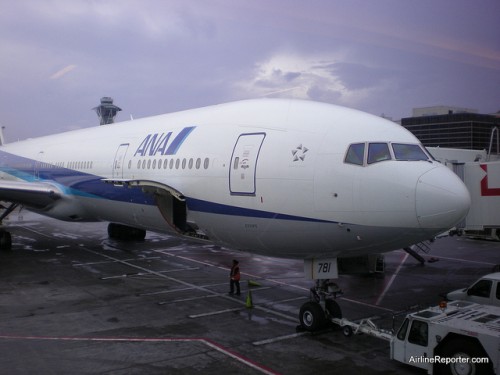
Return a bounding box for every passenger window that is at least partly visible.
[392,144,429,161]
[468,280,492,298]
[408,320,428,346]
[496,283,500,300]
[345,143,365,165]
[368,143,391,164]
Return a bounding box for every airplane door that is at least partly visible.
[229,133,266,196]
[34,151,44,180]
[113,143,129,178]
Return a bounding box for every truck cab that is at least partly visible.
[391,309,438,372]
[390,301,498,374]
[446,272,500,307]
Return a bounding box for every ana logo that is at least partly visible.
[134,126,195,157]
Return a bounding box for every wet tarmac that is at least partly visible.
[0,210,498,374]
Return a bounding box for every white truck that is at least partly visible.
[390,301,498,374]
[300,299,499,374]
[446,272,500,307]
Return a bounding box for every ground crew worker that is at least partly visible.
[229,259,241,296]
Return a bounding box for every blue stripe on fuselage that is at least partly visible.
[0,150,155,204]
[0,149,334,224]
[185,197,334,223]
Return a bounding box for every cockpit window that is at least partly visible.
[367,143,391,164]
[392,144,429,161]
[345,143,365,165]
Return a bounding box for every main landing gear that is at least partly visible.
[0,203,18,251]
[107,223,146,241]
[298,279,343,332]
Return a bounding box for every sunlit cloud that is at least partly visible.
[50,64,77,80]
[234,52,386,109]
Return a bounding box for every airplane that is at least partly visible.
[0,98,470,327]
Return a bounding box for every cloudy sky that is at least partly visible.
[1,0,499,141]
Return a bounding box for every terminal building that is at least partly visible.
[401,106,500,154]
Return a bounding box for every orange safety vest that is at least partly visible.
[230,265,240,281]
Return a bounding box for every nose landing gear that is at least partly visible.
[298,279,343,332]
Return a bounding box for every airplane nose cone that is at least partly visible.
[416,167,471,229]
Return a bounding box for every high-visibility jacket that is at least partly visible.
[230,265,240,281]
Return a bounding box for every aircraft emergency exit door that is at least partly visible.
[229,133,266,195]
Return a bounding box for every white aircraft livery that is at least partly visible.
[0,99,470,266]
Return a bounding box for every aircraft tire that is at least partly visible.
[299,302,326,332]
[0,231,12,251]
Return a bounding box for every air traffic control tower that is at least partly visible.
[93,97,121,125]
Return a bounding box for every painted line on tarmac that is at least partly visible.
[160,249,397,313]
[264,296,307,305]
[375,252,409,306]
[100,267,200,280]
[73,256,162,266]
[81,247,298,322]
[253,332,308,346]
[393,249,497,266]
[139,282,228,296]
[429,255,497,266]
[158,294,220,305]
[0,334,281,375]
[139,286,195,296]
[20,226,53,238]
[189,308,243,318]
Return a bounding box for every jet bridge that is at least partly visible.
[428,145,500,241]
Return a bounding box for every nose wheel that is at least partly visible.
[298,279,343,332]
[299,302,327,331]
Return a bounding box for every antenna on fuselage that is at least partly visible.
[92,97,122,125]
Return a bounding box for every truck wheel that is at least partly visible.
[439,338,492,375]
[299,302,326,332]
[342,325,353,337]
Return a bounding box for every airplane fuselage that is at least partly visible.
[0,99,470,259]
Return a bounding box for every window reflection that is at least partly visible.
[368,143,391,164]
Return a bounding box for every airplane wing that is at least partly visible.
[0,180,62,209]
